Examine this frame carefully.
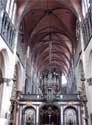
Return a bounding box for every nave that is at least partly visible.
[0,0,92,125]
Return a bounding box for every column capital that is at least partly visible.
[0,77,15,85]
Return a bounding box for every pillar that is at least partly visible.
[36,106,39,125]
[60,106,63,125]
[0,80,13,125]
[80,24,89,125]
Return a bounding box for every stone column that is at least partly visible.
[80,24,89,125]
[0,79,14,125]
[36,106,39,125]
[60,106,63,125]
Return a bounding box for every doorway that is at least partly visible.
[39,104,60,125]
[21,107,36,125]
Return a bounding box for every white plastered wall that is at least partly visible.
[83,38,92,120]
[0,35,25,125]
[76,38,92,125]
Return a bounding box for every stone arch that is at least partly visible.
[23,106,36,112]
[63,106,78,125]
[39,103,60,110]
[0,49,9,114]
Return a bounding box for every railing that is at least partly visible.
[0,10,15,51]
[20,93,79,102]
[20,94,45,101]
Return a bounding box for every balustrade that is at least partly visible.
[20,93,79,102]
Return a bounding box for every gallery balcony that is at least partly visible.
[0,10,15,51]
[20,93,80,102]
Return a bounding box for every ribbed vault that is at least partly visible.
[16,0,82,76]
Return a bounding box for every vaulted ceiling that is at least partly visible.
[16,0,82,75]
